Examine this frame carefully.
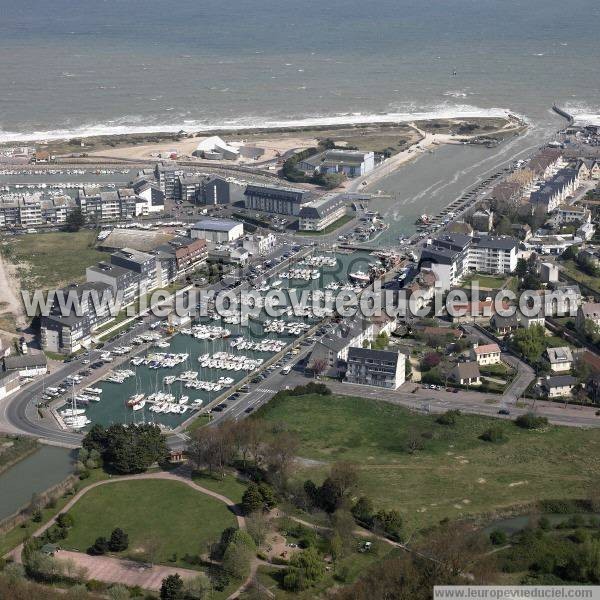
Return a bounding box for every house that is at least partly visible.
[576,302,600,333]
[3,353,48,378]
[471,343,501,366]
[450,361,481,386]
[550,204,591,227]
[546,346,573,373]
[490,310,547,335]
[510,223,532,241]
[540,375,578,398]
[0,370,21,400]
[207,246,249,267]
[297,149,375,178]
[471,209,493,232]
[298,194,347,231]
[190,218,244,243]
[529,168,580,213]
[345,347,406,389]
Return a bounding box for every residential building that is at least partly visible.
[190,218,244,243]
[154,164,179,201]
[451,361,481,386]
[550,204,591,226]
[242,233,276,256]
[298,194,347,231]
[541,375,578,398]
[243,184,314,216]
[131,178,166,212]
[528,148,564,180]
[110,248,158,290]
[178,175,244,206]
[577,222,595,241]
[540,262,559,283]
[207,245,249,267]
[529,168,580,213]
[0,370,20,400]
[307,318,376,378]
[3,353,48,378]
[40,282,114,354]
[471,209,493,232]
[510,223,532,241]
[546,346,573,373]
[579,247,600,268]
[86,261,140,304]
[471,343,501,366]
[345,347,406,389]
[297,149,375,178]
[419,233,518,290]
[576,302,600,332]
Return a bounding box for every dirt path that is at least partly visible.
[0,251,25,332]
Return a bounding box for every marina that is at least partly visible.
[52,250,376,431]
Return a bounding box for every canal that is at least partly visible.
[0,445,74,521]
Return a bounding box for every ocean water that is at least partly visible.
[0,0,599,142]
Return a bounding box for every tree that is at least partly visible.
[82,424,168,474]
[264,430,299,487]
[107,585,130,600]
[246,511,270,546]
[241,484,264,515]
[222,542,253,579]
[372,509,403,541]
[109,528,129,552]
[351,496,374,526]
[183,574,212,599]
[160,574,184,600]
[515,412,548,430]
[65,208,85,232]
[56,513,74,529]
[87,537,109,556]
[283,547,325,591]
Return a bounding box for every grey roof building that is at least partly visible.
[345,347,405,389]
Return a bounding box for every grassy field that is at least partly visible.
[4,230,106,291]
[461,273,511,290]
[63,479,237,566]
[256,393,600,532]
[560,259,600,293]
[191,469,249,505]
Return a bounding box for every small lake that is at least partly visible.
[0,445,74,521]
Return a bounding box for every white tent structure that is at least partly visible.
[194,136,240,160]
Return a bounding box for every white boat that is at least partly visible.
[59,408,86,417]
[132,400,146,411]
[127,393,145,407]
[348,270,371,284]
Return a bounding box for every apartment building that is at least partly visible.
[345,347,405,389]
[419,233,518,290]
[86,261,141,304]
[244,184,314,216]
[298,149,375,178]
[110,247,158,290]
[0,194,77,228]
[298,194,347,231]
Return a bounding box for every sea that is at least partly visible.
[1,0,599,235]
[0,0,599,143]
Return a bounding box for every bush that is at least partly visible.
[480,426,507,443]
[87,537,109,556]
[515,413,548,430]
[436,410,460,426]
[490,529,507,545]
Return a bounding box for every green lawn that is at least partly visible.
[255,393,600,532]
[3,230,106,291]
[191,470,248,505]
[63,479,237,566]
[460,273,510,290]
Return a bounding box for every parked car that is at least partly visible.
[498,408,510,415]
